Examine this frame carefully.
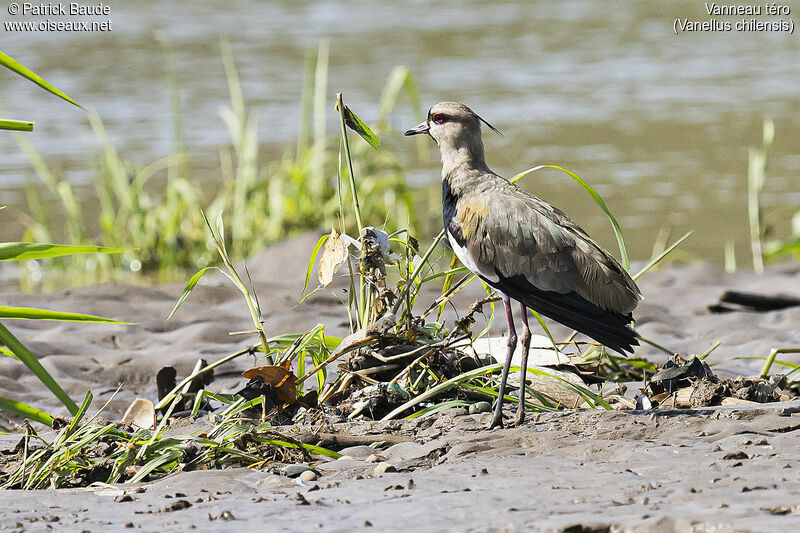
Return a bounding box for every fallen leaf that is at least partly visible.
[318,228,347,287]
[242,365,297,406]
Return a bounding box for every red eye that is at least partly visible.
[432,113,445,124]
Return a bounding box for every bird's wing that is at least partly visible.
[452,181,641,315]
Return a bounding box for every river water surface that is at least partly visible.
[1,0,799,265]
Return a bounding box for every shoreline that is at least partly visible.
[2,233,799,420]
[1,234,799,531]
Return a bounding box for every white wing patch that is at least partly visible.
[447,230,499,283]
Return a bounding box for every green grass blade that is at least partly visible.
[253,437,342,459]
[0,50,82,108]
[0,119,34,132]
[0,396,54,426]
[128,450,182,483]
[342,104,380,149]
[633,231,692,280]
[166,266,222,320]
[0,323,79,415]
[302,234,329,295]
[60,391,93,443]
[511,165,630,271]
[381,363,504,420]
[530,310,559,353]
[0,306,130,324]
[759,348,800,377]
[0,242,125,261]
[155,346,251,411]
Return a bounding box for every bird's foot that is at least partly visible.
[487,401,505,429]
[486,412,504,430]
[512,408,526,427]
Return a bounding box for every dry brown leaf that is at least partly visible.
[242,365,297,406]
[318,228,347,287]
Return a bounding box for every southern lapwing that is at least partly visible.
[405,102,641,428]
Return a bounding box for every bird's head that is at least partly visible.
[404,102,501,171]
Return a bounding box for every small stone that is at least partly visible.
[723,451,749,460]
[299,470,319,482]
[469,401,491,414]
[281,465,320,478]
[366,454,386,463]
[337,455,356,461]
[162,500,192,512]
[373,462,397,474]
[114,494,134,503]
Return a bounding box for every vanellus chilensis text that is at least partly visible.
[405,102,642,428]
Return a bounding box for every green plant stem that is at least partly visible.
[154,345,253,411]
[391,229,446,316]
[637,335,675,356]
[760,348,800,377]
[336,93,368,328]
[202,212,270,356]
[336,94,364,235]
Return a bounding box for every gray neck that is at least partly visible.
[437,131,489,177]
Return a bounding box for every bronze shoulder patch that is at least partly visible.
[456,197,491,240]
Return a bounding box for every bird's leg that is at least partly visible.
[515,303,532,426]
[489,294,517,429]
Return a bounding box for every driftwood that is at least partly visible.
[710,290,800,313]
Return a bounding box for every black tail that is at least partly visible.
[491,273,639,355]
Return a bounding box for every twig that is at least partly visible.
[154,345,254,411]
[453,294,501,332]
[295,335,376,386]
[228,329,260,336]
[388,333,470,386]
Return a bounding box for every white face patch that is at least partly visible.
[446,229,499,283]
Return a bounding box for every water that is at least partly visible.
[2,0,799,266]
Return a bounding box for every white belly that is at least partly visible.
[447,230,499,283]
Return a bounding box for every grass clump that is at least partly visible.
[15,41,420,288]
[0,391,338,490]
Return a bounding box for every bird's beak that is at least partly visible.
[404,121,430,136]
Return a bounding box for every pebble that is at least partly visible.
[299,470,319,482]
[281,464,320,478]
[337,455,356,461]
[366,454,387,463]
[469,401,492,414]
[373,462,397,474]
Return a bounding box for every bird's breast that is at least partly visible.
[446,229,499,283]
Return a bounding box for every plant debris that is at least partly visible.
[625,355,792,410]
